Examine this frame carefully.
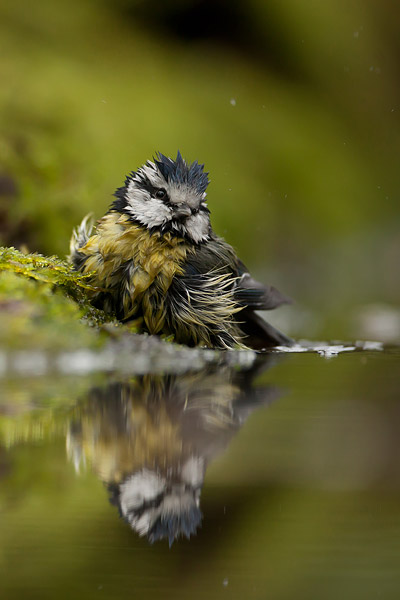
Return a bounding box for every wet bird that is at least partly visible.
[67,359,281,544]
[69,151,292,349]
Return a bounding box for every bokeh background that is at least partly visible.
[1,0,399,341]
[1,5,400,598]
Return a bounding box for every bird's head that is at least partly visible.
[109,458,204,546]
[113,151,211,243]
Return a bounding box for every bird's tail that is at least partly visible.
[240,308,293,350]
[69,213,94,268]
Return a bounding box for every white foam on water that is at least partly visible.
[273,339,384,358]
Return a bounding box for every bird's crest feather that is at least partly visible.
[154,151,209,194]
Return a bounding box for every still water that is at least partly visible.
[1,345,399,599]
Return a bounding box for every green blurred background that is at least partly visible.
[1,0,399,341]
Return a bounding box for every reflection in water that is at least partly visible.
[67,358,281,545]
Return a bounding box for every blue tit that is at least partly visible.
[69,151,292,349]
[67,360,280,544]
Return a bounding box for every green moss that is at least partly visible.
[0,246,115,350]
[0,372,107,447]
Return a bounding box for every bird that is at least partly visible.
[69,151,292,350]
[67,358,281,544]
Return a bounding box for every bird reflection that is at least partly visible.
[67,357,281,545]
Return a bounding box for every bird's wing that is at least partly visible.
[182,238,291,311]
[234,259,292,310]
[182,235,239,277]
[180,236,293,348]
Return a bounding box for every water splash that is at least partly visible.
[273,339,384,358]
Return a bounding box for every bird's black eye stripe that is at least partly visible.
[155,188,167,200]
[135,177,169,202]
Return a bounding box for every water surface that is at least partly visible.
[1,345,399,599]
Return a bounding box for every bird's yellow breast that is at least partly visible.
[78,212,191,328]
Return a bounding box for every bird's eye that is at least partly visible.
[155,188,167,199]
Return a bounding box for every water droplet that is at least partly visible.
[230,98,236,107]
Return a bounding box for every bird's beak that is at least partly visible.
[173,205,193,219]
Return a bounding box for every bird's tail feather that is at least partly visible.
[239,308,293,350]
[69,213,94,267]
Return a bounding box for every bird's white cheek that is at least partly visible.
[126,193,171,227]
[119,470,165,512]
[185,212,210,243]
